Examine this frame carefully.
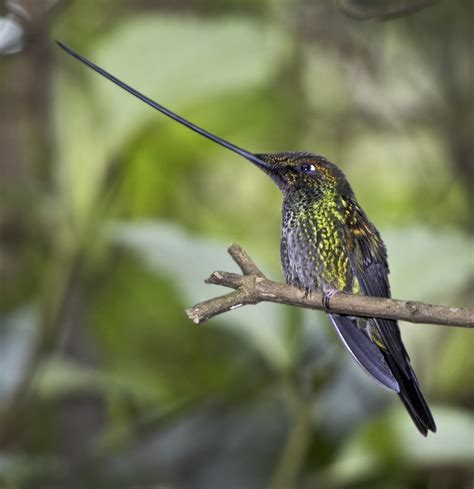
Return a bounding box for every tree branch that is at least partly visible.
[185,244,474,328]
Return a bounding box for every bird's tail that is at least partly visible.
[385,355,436,436]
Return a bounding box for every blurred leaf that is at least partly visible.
[35,356,166,402]
[99,397,288,489]
[111,220,292,369]
[436,329,474,398]
[328,405,474,484]
[0,305,38,402]
[0,453,61,485]
[383,227,473,302]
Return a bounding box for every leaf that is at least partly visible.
[0,305,38,403]
[382,227,473,302]
[111,220,292,369]
[328,405,474,484]
[35,356,165,402]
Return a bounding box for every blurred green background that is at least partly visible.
[0,0,473,488]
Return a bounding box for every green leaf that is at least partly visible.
[111,221,292,369]
[328,405,474,484]
[382,227,473,302]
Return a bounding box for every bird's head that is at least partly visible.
[253,152,353,199]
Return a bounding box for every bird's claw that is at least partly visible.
[323,289,337,312]
[303,287,312,299]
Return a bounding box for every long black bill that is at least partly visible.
[56,41,270,169]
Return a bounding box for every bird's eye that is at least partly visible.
[300,163,316,174]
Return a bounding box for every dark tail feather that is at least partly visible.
[385,356,436,436]
[329,311,436,435]
[328,314,400,392]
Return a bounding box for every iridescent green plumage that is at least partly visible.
[57,43,436,435]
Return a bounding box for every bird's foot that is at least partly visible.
[323,289,337,312]
[303,287,312,299]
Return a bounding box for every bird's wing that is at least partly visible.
[346,203,436,434]
[346,204,410,376]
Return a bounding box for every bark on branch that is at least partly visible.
[185,244,474,328]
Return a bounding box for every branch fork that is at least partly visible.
[185,244,474,328]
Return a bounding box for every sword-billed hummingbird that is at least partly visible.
[57,42,436,435]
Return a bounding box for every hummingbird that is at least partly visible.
[57,42,436,435]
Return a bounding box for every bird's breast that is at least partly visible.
[280,200,353,292]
